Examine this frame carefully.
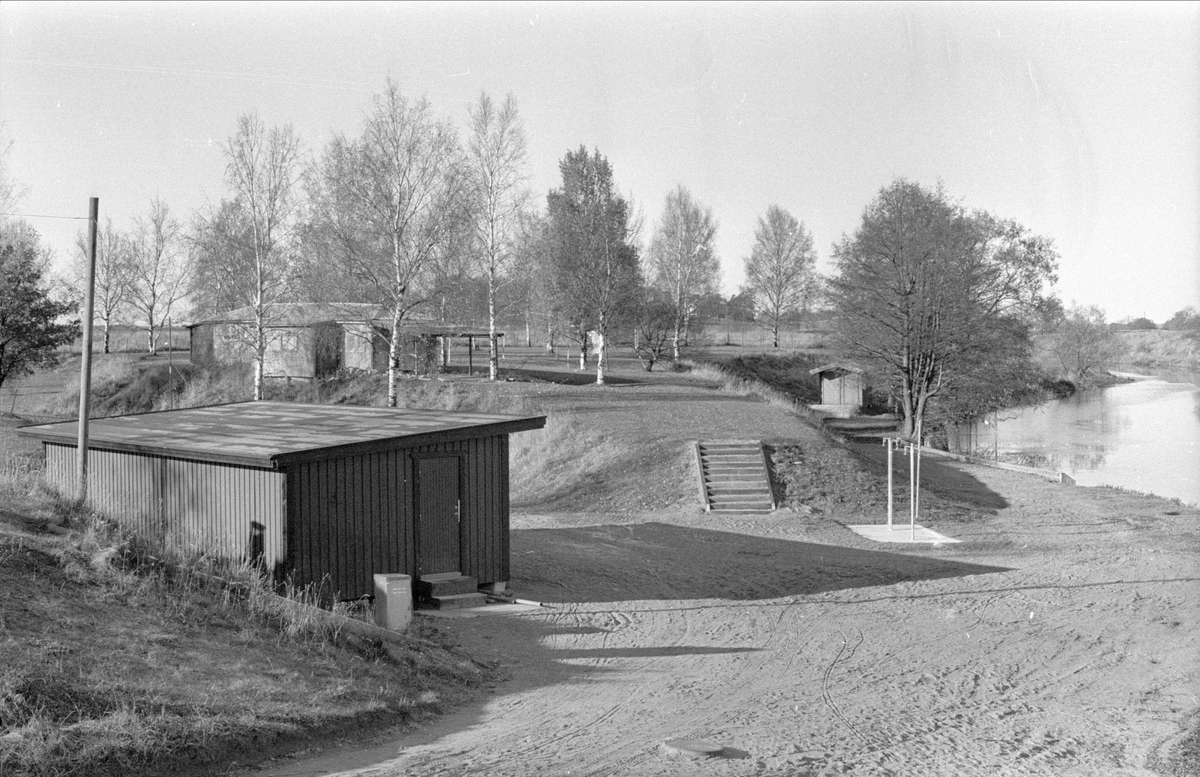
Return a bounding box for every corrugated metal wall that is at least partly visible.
[285,434,509,600]
[44,444,286,570]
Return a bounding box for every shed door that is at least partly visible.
[415,456,462,575]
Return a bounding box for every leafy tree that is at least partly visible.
[128,197,190,355]
[727,289,757,322]
[308,78,468,406]
[647,186,719,360]
[0,226,78,392]
[1163,306,1200,331]
[467,92,529,380]
[630,291,677,372]
[544,147,642,385]
[828,179,1058,439]
[744,206,817,347]
[187,199,256,319]
[1106,316,1157,332]
[1051,304,1126,384]
[70,217,133,354]
[926,314,1044,449]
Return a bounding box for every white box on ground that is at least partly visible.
[373,574,413,632]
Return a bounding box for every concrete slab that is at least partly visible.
[846,524,962,544]
[416,601,546,619]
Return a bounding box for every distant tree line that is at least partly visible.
[7,84,1187,424]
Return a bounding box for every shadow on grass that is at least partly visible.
[510,522,1009,604]
[847,440,1010,513]
[501,366,643,386]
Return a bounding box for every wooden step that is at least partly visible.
[694,440,776,513]
[705,501,772,513]
[417,573,480,599]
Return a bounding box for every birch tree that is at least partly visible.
[468,92,528,381]
[71,218,133,354]
[743,206,816,348]
[128,197,189,355]
[222,112,303,400]
[309,78,468,406]
[647,185,719,360]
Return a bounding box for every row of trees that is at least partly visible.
[4,80,827,399]
[66,199,190,356]
[181,79,825,396]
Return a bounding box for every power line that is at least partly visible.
[0,212,91,220]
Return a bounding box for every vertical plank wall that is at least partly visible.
[286,434,509,601]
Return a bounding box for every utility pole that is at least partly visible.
[76,197,98,504]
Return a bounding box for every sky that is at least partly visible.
[2,1,1198,324]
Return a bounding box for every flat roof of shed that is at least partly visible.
[18,401,546,469]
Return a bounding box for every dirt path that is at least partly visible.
[252,456,1199,777]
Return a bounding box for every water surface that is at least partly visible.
[971,375,1199,506]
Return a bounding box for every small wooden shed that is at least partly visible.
[18,402,545,600]
[809,362,864,416]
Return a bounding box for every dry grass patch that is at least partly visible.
[0,466,494,777]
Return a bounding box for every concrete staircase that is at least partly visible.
[694,440,776,514]
[416,572,488,610]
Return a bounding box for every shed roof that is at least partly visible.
[18,402,546,469]
[187,303,498,337]
[808,362,864,376]
[189,302,391,327]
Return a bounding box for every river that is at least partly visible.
[958,373,1200,507]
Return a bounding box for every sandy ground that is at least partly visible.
[251,459,1199,777]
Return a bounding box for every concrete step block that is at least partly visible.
[428,592,489,610]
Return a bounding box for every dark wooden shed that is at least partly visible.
[18,402,545,601]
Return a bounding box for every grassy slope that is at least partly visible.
[0,457,496,777]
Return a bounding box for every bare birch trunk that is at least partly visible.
[253,349,264,401]
[488,273,499,381]
[595,318,606,385]
[388,313,401,408]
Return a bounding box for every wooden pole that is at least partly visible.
[913,416,923,541]
[908,441,916,538]
[76,197,99,503]
[885,437,894,528]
